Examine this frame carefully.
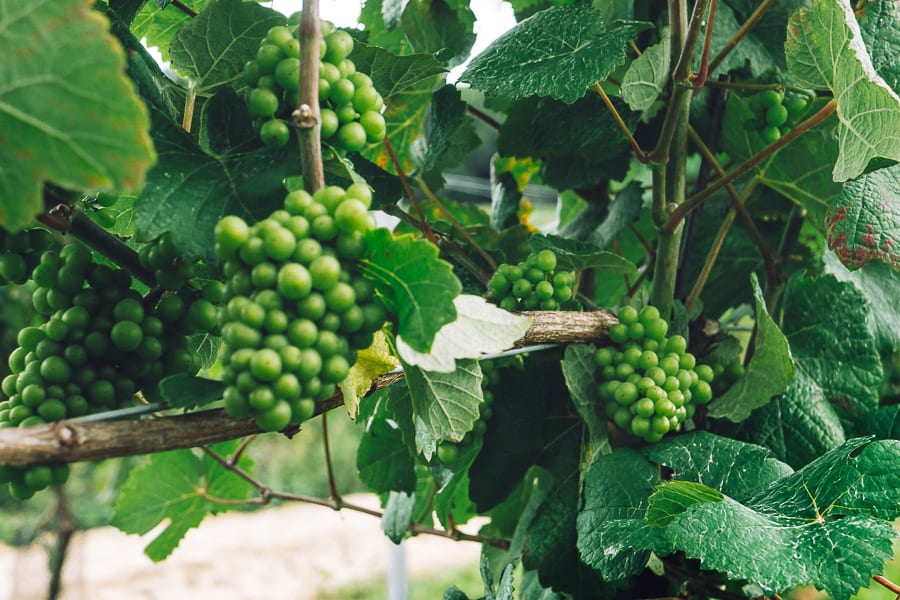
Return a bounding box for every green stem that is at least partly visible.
[708,0,776,75]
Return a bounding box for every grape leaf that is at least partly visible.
[401,0,475,69]
[111,440,254,561]
[357,392,417,494]
[707,274,795,422]
[557,181,645,253]
[825,250,900,350]
[460,5,638,104]
[782,274,883,424]
[497,95,636,189]
[577,433,793,579]
[646,481,724,526]
[862,405,900,441]
[561,344,611,466]
[352,44,447,175]
[528,234,637,275]
[660,438,900,600]
[158,374,225,409]
[432,442,482,529]
[621,32,670,113]
[170,0,283,97]
[716,370,847,470]
[0,0,155,231]
[359,0,412,56]
[396,295,531,373]
[785,0,900,182]
[416,84,481,187]
[857,0,900,94]
[361,229,461,353]
[134,106,298,262]
[825,163,900,272]
[699,4,772,78]
[402,358,483,444]
[132,0,204,62]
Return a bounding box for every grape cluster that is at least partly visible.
[214,183,388,432]
[747,89,810,145]
[0,242,212,498]
[594,306,714,443]
[487,249,576,311]
[242,20,386,151]
[0,228,55,285]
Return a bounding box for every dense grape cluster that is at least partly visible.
[242,19,386,151]
[747,89,811,145]
[487,249,576,311]
[0,228,55,285]
[595,306,714,443]
[214,183,387,432]
[0,242,212,498]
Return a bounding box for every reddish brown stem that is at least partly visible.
[692,0,718,90]
[664,100,836,232]
[321,412,341,503]
[382,136,435,243]
[467,105,501,130]
[593,82,648,162]
[170,0,198,17]
[708,0,776,75]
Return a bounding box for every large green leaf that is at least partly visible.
[826,163,900,272]
[577,433,793,579]
[825,250,900,350]
[134,105,297,262]
[529,234,637,275]
[723,0,804,69]
[460,5,638,104]
[707,274,795,422]
[170,0,283,97]
[403,358,483,444]
[660,438,900,600]
[782,274,884,424]
[785,0,900,181]
[0,0,155,231]
[416,84,481,188]
[857,0,900,94]
[621,32,670,113]
[111,440,254,561]
[361,228,461,353]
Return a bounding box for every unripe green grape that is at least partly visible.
[320,108,339,139]
[627,322,645,341]
[249,87,280,117]
[256,44,284,74]
[618,305,639,325]
[336,122,367,153]
[274,57,300,91]
[499,296,518,311]
[512,278,532,299]
[260,119,290,147]
[352,85,380,113]
[784,96,809,120]
[359,111,386,141]
[329,78,355,106]
[324,30,354,63]
[765,104,789,127]
[664,335,687,356]
[760,125,781,145]
[758,89,783,109]
[608,323,629,344]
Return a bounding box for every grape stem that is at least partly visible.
[169,1,198,18]
[466,105,501,130]
[321,412,341,504]
[593,82,648,163]
[294,1,325,193]
[381,136,436,244]
[691,0,718,90]
[200,446,511,550]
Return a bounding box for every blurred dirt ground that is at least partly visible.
[0,494,482,600]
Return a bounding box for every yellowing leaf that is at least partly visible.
[342,330,399,418]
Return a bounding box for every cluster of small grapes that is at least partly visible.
[595,306,714,443]
[214,183,387,432]
[434,355,523,465]
[81,192,120,229]
[0,227,55,285]
[242,19,386,151]
[487,249,576,311]
[747,89,811,145]
[0,243,212,498]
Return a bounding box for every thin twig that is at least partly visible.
[201,447,508,549]
[182,88,196,132]
[708,0,776,75]
[664,100,836,231]
[873,574,900,596]
[321,412,341,504]
[47,486,75,600]
[593,83,647,162]
[416,176,496,271]
[692,0,718,90]
[170,0,198,18]
[382,136,435,243]
[685,207,735,312]
[230,435,257,464]
[467,105,501,130]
